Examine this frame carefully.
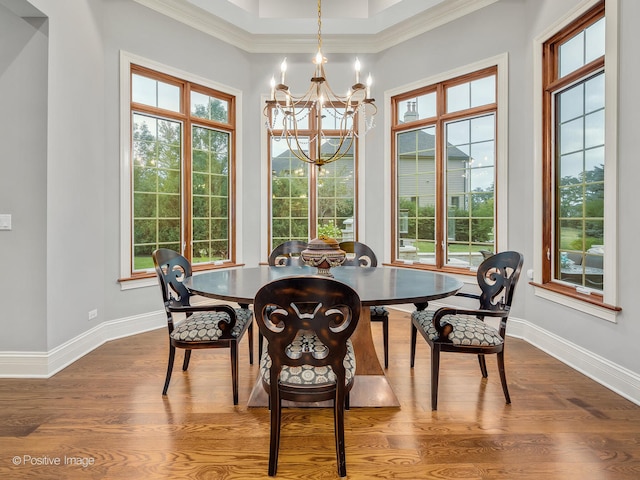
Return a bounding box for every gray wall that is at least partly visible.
[0,6,48,351]
[1,0,638,389]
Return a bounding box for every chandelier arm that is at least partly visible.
[284,115,314,164]
[320,128,355,166]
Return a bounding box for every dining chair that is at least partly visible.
[479,249,495,260]
[339,240,390,368]
[260,239,310,356]
[410,251,524,410]
[268,240,308,266]
[152,248,254,405]
[253,276,361,477]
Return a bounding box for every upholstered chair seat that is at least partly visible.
[260,334,356,386]
[171,308,253,343]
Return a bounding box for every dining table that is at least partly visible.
[184,264,463,407]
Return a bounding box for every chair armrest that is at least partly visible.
[431,306,510,339]
[167,303,238,329]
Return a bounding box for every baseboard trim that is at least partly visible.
[390,304,640,406]
[0,311,165,378]
[2,306,639,407]
[507,317,640,406]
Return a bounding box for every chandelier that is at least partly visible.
[264,0,377,168]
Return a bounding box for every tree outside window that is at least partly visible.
[129,65,236,274]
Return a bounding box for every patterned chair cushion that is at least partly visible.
[412,309,503,347]
[370,305,389,317]
[260,333,356,386]
[171,308,252,342]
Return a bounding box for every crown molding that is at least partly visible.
[133,0,499,53]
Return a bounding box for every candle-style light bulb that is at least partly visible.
[354,57,361,84]
[314,50,323,76]
[280,58,287,84]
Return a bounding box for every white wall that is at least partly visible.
[2,0,639,401]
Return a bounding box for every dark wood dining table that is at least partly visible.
[184,265,463,407]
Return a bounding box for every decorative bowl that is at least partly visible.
[301,236,346,276]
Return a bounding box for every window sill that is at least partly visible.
[385,261,479,286]
[530,281,621,323]
[118,262,245,291]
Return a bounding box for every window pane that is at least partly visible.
[559,117,584,155]
[559,151,583,183]
[191,126,230,264]
[559,32,584,77]
[559,18,605,78]
[132,73,180,112]
[447,76,495,114]
[191,91,229,123]
[271,137,310,246]
[396,93,436,123]
[585,18,605,63]
[585,110,605,148]
[132,74,156,106]
[447,83,469,113]
[555,72,604,289]
[396,126,436,262]
[585,73,605,113]
[471,75,495,107]
[445,115,495,266]
[132,114,182,270]
[559,83,584,123]
[317,144,355,240]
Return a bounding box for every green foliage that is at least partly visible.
[317,221,342,239]
[399,194,494,244]
[557,168,605,254]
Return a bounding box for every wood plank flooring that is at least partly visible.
[2,309,640,479]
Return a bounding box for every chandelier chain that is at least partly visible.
[317,0,323,54]
[263,0,377,167]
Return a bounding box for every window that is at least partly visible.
[123,63,238,279]
[267,105,357,251]
[391,66,498,271]
[540,2,612,300]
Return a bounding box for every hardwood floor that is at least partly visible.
[2,309,640,479]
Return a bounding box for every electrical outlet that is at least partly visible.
[88,309,98,320]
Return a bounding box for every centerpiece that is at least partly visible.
[301,236,346,277]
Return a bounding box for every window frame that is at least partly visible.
[532,0,620,320]
[385,55,508,275]
[119,52,244,288]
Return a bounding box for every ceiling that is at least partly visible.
[133,0,499,53]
